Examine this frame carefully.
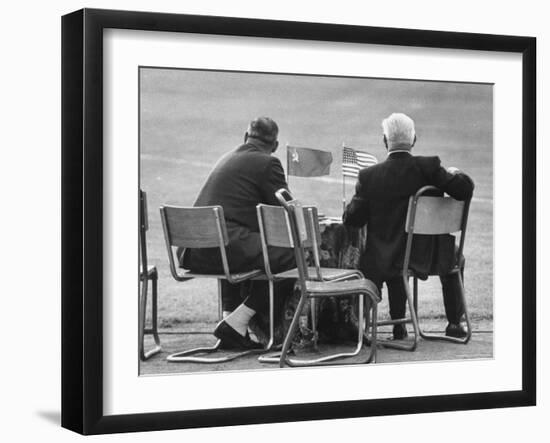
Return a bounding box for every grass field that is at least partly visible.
[139,67,493,328]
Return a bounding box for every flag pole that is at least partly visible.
[286,143,290,188]
[342,142,346,213]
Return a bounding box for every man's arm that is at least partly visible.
[260,156,289,205]
[419,156,475,201]
[342,174,369,227]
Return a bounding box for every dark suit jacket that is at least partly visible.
[180,140,290,273]
[343,152,474,281]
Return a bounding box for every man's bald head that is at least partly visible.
[246,117,279,144]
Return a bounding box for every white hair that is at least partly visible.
[381,113,416,149]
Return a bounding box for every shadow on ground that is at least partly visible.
[36,410,60,426]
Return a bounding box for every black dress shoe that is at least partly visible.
[445,323,468,338]
[218,331,256,350]
[214,321,263,350]
[392,324,408,340]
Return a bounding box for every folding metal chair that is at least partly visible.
[378,185,472,351]
[256,203,365,364]
[265,189,380,367]
[139,190,162,361]
[159,204,266,363]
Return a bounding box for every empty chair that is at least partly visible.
[256,203,364,360]
[258,204,363,282]
[266,189,380,367]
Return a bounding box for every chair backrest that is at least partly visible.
[161,205,229,248]
[257,204,294,249]
[272,190,320,284]
[256,204,319,248]
[257,203,321,279]
[403,185,471,272]
[405,196,465,235]
[159,205,230,281]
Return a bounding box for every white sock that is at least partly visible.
[224,304,256,336]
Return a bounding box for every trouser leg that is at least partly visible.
[440,272,465,324]
[386,277,408,320]
[267,246,296,274]
[367,275,407,319]
[221,281,246,312]
[243,279,296,313]
[243,245,296,314]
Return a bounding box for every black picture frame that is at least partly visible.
[61,8,536,435]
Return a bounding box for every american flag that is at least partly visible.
[342,146,378,178]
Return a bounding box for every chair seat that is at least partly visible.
[305,278,380,301]
[179,268,264,282]
[275,267,360,281]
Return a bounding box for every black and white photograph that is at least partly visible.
[3,0,547,441]
[138,67,493,375]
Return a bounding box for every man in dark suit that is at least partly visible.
[343,113,474,339]
[180,117,295,349]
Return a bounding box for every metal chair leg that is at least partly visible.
[311,297,318,351]
[378,275,420,351]
[139,270,162,361]
[282,293,371,367]
[138,276,147,360]
[259,272,367,365]
[417,271,472,344]
[254,282,288,364]
[265,290,372,368]
[167,279,276,363]
[147,273,162,353]
[413,276,418,314]
[218,280,223,321]
[265,280,275,351]
[363,301,378,364]
[167,338,263,363]
[278,289,307,367]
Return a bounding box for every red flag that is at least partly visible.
[287,146,333,177]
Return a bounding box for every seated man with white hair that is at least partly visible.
[343,112,474,339]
